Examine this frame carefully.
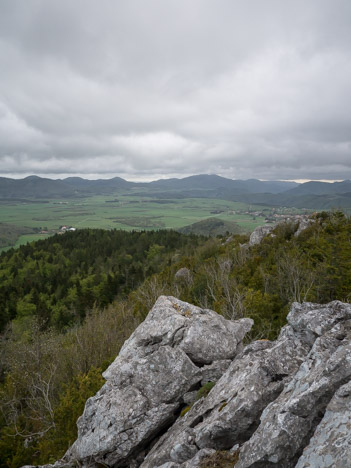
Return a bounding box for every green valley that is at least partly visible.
[0,195,282,250]
[1,173,327,250]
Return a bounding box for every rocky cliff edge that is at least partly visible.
[24,296,351,468]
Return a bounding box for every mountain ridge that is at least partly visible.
[1,175,351,210]
[0,174,299,199]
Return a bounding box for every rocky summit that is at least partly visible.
[24,297,351,468]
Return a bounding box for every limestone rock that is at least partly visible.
[64,296,252,467]
[141,322,311,467]
[25,299,351,468]
[249,215,314,246]
[295,380,351,468]
[294,216,314,237]
[236,318,351,467]
[199,359,232,385]
[182,391,198,406]
[142,301,351,468]
[287,300,351,345]
[174,267,193,284]
[249,225,274,245]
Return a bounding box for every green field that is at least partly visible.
[0,194,308,250]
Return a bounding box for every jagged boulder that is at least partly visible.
[63,296,253,467]
[295,380,351,468]
[174,267,193,285]
[23,299,351,468]
[142,301,351,468]
[236,314,351,467]
[249,216,314,246]
[249,225,274,245]
[294,216,314,237]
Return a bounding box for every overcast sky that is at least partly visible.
[0,0,350,181]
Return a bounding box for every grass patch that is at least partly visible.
[199,450,240,468]
[180,382,216,418]
[0,193,310,249]
[195,381,216,401]
[180,406,192,417]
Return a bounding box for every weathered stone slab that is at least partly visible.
[295,380,351,468]
[64,296,252,467]
[142,323,311,467]
[142,301,351,468]
[236,319,351,468]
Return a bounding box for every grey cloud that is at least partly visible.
[0,0,350,181]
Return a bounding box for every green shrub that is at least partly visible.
[195,381,216,401]
[199,450,239,467]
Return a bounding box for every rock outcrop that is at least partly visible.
[142,301,351,468]
[294,216,314,237]
[236,303,351,467]
[295,380,351,468]
[174,268,193,285]
[26,298,351,468]
[249,225,274,245]
[249,215,315,246]
[64,296,253,467]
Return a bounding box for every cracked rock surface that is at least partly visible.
[236,318,351,467]
[24,299,351,468]
[295,380,351,468]
[143,301,351,468]
[141,305,313,467]
[64,296,253,467]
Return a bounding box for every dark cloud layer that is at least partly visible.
[0,0,350,181]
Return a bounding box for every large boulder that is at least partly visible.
[236,320,351,467]
[142,301,351,468]
[236,302,351,468]
[249,215,314,246]
[24,299,351,468]
[64,296,253,467]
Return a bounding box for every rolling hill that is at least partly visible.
[0,175,351,211]
[178,217,244,236]
[0,174,296,199]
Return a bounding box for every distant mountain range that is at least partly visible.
[0,174,351,210]
[0,175,133,199]
[0,174,298,198]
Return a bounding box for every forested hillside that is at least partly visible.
[0,229,201,332]
[0,224,37,249]
[177,217,243,236]
[0,211,351,467]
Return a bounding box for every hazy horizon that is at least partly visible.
[0,172,346,184]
